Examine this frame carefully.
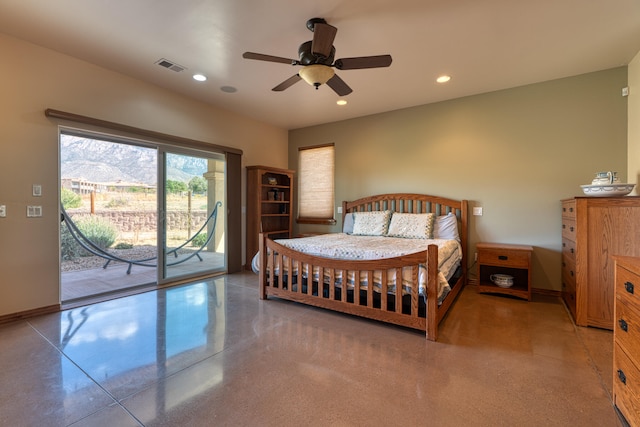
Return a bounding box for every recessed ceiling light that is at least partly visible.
[220,86,237,93]
[193,74,207,82]
[436,75,451,83]
[336,99,347,106]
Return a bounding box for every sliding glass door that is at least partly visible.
[159,149,226,282]
[60,130,227,302]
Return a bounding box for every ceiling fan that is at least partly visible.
[242,18,392,96]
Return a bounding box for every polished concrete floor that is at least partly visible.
[0,272,624,426]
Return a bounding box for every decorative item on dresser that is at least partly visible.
[476,242,532,301]
[613,256,640,427]
[245,165,294,270]
[561,197,640,329]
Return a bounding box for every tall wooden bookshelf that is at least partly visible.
[246,165,294,270]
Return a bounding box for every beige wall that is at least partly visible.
[629,51,640,190]
[289,67,629,292]
[0,34,288,316]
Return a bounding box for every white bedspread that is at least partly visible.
[253,233,462,303]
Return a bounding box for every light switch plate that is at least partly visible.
[473,207,483,216]
[33,184,42,197]
[0,205,5,217]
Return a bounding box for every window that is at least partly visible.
[297,144,336,224]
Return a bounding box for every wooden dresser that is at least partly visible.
[561,197,640,329]
[613,256,640,426]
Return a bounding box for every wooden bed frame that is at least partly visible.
[258,193,468,341]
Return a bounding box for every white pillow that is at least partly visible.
[386,213,435,239]
[433,213,459,240]
[352,211,392,236]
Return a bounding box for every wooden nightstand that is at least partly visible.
[477,242,533,300]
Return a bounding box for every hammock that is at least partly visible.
[61,201,222,274]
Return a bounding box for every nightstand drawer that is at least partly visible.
[477,248,530,268]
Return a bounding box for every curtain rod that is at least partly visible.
[44,109,243,156]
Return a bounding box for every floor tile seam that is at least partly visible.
[566,316,614,403]
[67,402,145,427]
[25,321,144,425]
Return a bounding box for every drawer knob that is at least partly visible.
[619,319,628,332]
[570,248,574,254]
[617,369,627,385]
[569,226,574,232]
[569,207,574,212]
[625,281,635,294]
[498,255,508,260]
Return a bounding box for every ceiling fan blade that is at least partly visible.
[326,74,353,96]
[243,52,296,65]
[311,23,337,58]
[334,55,393,70]
[272,74,302,91]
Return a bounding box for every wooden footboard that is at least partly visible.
[259,234,463,341]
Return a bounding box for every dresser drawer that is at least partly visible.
[617,266,640,309]
[561,199,576,219]
[561,238,576,261]
[562,273,577,320]
[562,253,576,282]
[477,247,530,268]
[613,343,640,427]
[561,218,577,241]
[615,297,640,368]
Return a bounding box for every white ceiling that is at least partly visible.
[2,0,640,130]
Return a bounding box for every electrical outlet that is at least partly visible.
[27,206,42,217]
[0,205,6,217]
[474,252,478,262]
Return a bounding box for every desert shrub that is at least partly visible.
[191,232,208,247]
[61,188,82,209]
[114,242,133,249]
[60,223,86,260]
[74,215,118,250]
[106,197,128,208]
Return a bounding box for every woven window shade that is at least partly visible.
[298,144,334,219]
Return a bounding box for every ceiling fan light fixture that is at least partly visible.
[299,64,335,89]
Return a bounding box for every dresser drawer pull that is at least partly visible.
[617,369,627,385]
[569,207,573,212]
[570,226,574,232]
[498,255,508,260]
[625,281,635,294]
[570,248,574,254]
[619,319,628,332]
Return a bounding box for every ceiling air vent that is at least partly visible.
[155,58,186,73]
